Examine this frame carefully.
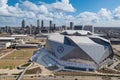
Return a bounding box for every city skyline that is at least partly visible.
[0,0,120,27]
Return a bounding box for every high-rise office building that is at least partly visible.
[83,25,94,33]
[53,24,56,28]
[41,20,44,28]
[21,19,25,28]
[37,19,40,27]
[5,26,9,33]
[37,19,41,34]
[74,25,83,30]
[29,24,32,35]
[50,20,52,28]
[70,22,74,30]
[50,20,52,27]
[52,23,56,31]
[49,20,52,32]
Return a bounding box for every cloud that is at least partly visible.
[0,0,8,8]
[76,8,114,26]
[0,0,76,27]
[51,0,75,12]
[77,12,99,24]
[98,8,112,21]
[113,6,120,20]
[37,14,53,20]
[52,12,64,18]
[0,0,22,17]
[65,15,74,20]
[0,0,9,16]
[39,5,48,14]
[21,1,49,14]
[0,0,50,18]
[21,0,39,11]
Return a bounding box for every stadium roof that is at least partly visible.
[61,30,92,35]
[48,31,112,64]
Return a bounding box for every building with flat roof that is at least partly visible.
[0,37,15,49]
[31,30,114,72]
[83,25,94,33]
[0,37,15,41]
[15,44,38,49]
[11,34,32,40]
[74,25,83,30]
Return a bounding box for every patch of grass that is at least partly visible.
[25,67,41,74]
[115,66,120,71]
[2,49,37,60]
[0,49,13,56]
[29,38,46,43]
[115,64,120,71]
[21,63,30,67]
[0,60,26,69]
[0,48,37,69]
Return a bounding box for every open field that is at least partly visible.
[29,39,43,43]
[0,49,13,57]
[0,48,37,69]
[2,49,37,60]
[29,38,46,43]
[112,45,120,60]
[0,60,26,69]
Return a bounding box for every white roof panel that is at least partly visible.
[69,36,106,64]
[68,36,97,44]
[78,44,105,64]
[61,30,92,35]
[48,34,64,43]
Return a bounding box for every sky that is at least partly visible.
[0,0,120,27]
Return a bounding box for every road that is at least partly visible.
[16,62,33,80]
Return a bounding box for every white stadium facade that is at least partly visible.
[30,30,114,72]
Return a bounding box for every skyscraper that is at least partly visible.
[49,20,52,32]
[50,20,52,28]
[29,24,32,35]
[53,24,56,31]
[37,19,40,27]
[41,20,44,28]
[74,25,83,30]
[83,25,94,33]
[70,22,74,30]
[21,19,25,28]
[37,19,40,34]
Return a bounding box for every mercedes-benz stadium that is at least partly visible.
[30,30,114,72]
